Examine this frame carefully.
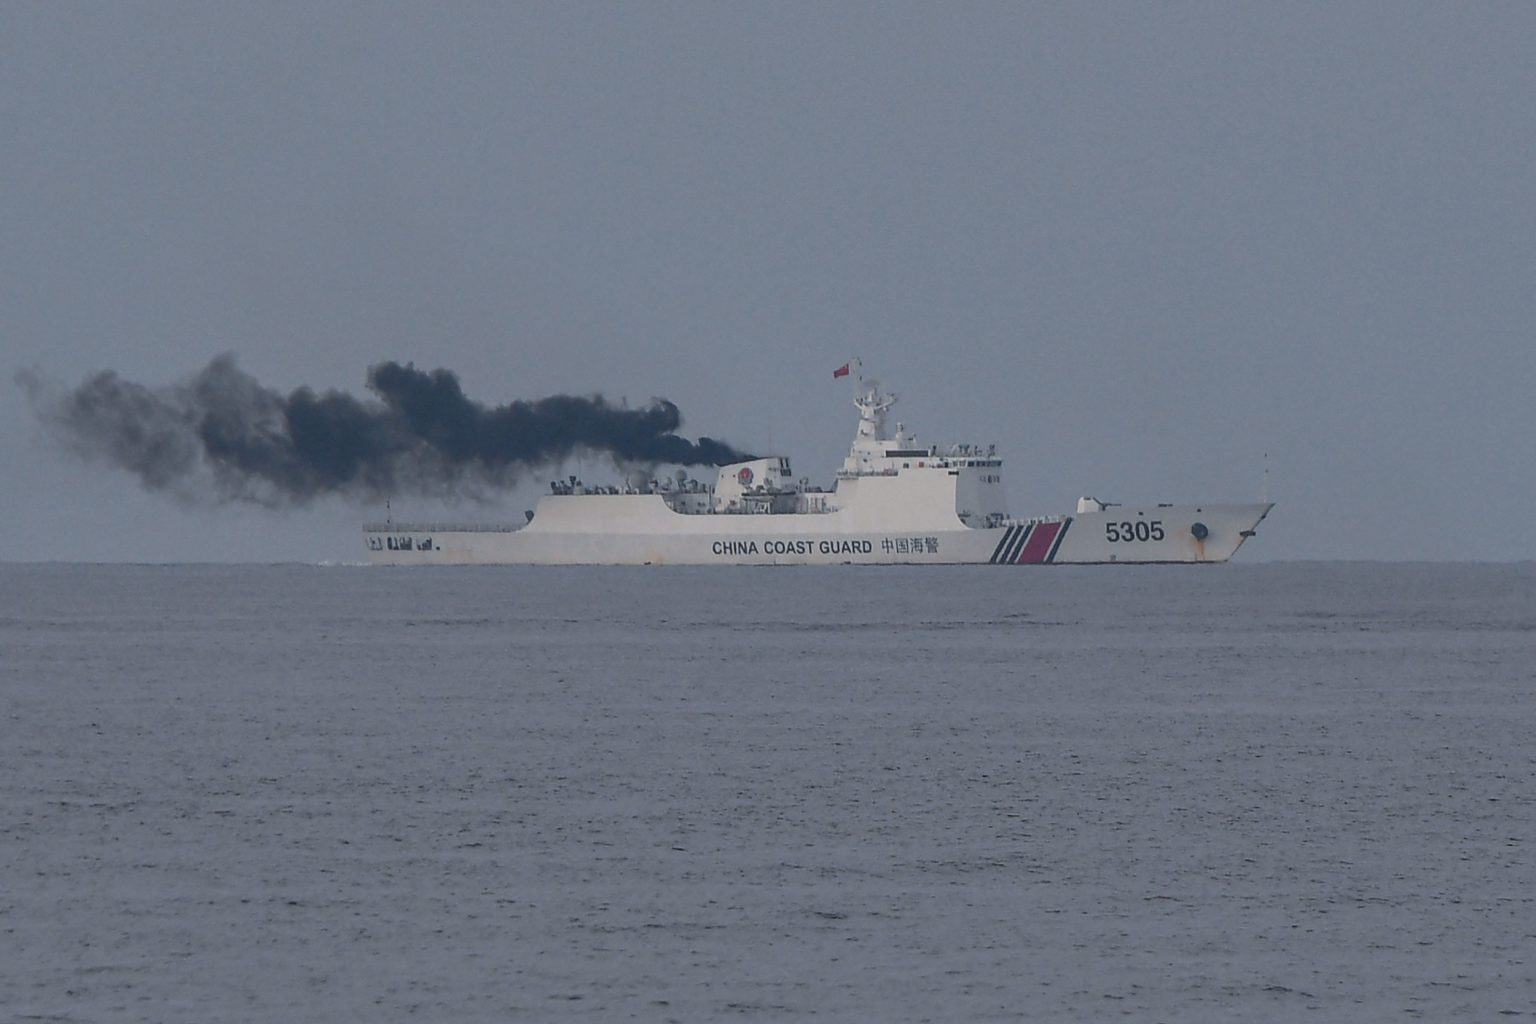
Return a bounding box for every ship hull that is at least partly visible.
[365,500,1273,566]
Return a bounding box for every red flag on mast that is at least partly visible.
[832,362,851,379]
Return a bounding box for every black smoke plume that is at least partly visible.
[17,355,753,505]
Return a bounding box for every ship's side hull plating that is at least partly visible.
[365,501,1273,566]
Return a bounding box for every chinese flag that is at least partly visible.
[832,362,850,378]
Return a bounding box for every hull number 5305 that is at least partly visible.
[1106,520,1164,542]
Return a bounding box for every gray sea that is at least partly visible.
[2,562,1532,1022]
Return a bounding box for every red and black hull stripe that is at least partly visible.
[987,518,1072,564]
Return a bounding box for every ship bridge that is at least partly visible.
[831,375,1009,527]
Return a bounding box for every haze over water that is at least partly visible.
[3,562,1531,1021]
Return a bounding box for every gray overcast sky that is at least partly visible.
[4,2,1533,562]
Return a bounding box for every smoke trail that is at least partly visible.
[17,355,753,505]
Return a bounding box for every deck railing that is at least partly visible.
[362,522,522,533]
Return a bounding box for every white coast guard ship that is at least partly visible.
[365,369,1271,565]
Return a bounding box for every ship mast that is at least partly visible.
[840,363,900,476]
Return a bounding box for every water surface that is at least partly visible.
[3,563,1532,1021]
